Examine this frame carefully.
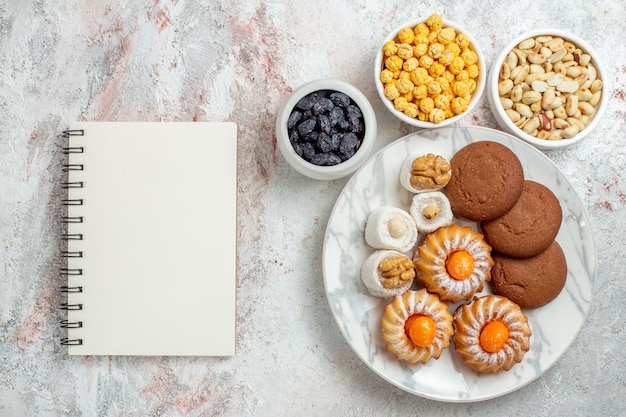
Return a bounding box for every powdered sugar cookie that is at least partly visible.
[409,191,453,234]
[365,206,418,253]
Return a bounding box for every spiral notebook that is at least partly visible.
[60,122,237,356]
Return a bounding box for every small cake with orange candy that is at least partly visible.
[413,223,493,303]
[452,295,532,373]
[381,289,454,364]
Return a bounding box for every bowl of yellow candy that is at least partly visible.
[374,14,485,128]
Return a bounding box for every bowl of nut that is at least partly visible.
[488,29,607,149]
[374,14,485,128]
[276,79,377,180]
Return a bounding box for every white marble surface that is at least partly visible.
[1,0,625,415]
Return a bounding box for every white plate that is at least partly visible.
[322,126,596,402]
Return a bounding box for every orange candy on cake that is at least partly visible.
[381,289,453,364]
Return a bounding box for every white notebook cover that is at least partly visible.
[63,122,237,356]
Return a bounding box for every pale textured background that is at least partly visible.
[1,0,625,416]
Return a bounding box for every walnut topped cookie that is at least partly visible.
[400,153,452,193]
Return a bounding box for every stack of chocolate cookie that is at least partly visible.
[444,141,567,309]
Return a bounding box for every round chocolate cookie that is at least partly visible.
[481,180,562,258]
[490,241,567,309]
[444,141,524,222]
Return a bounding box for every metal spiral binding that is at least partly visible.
[61,233,83,241]
[62,216,83,223]
[60,303,83,310]
[61,128,85,348]
[62,129,84,138]
[62,164,84,172]
[60,320,83,329]
[59,286,83,293]
[60,268,82,276]
[62,199,83,206]
[60,338,83,346]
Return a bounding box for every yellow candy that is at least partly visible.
[467,64,480,79]
[449,56,465,74]
[438,27,456,44]
[383,41,399,57]
[414,22,430,36]
[427,80,442,95]
[419,96,435,113]
[413,43,428,57]
[452,81,470,97]
[398,27,415,44]
[435,76,450,92]
[410,67,430,86]
[394,96,409,111]
[429,108,446,123]
[413,84,428,100]
[438,49,454,66]
[456,70,470,82]
[384,83,400,100]
[434,94,451,110]
[426,13,443,30]
[397,43,414,60]
[456,33,471,48]
[428,42,444,59]
[404,102,419,118]
[419,55,435,69]
[403,57,420,72]
[461,49,478,66]
[428,61,446,77]
[451,96,469,114]
[446,42,461,56]
[396,78,415,94]
[385,55,404,71]
[380,69,395,84]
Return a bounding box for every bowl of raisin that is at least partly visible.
[276,79,377,180]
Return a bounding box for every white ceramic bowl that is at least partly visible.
[374,17,485,128]
[488,29,608,149]
[276,79,377,180]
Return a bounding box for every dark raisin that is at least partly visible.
[317,133,333,152]
[287,111,302,129]
[313,97,334,115]
[293,143,304,156]
[303,142,316,159]
[347,104,362,118]
[331,133,342,151]
[303,131,319,143]
[330,92,351,107]
[339,132,358,159]
[289,129,300,144]
[329,106,344,126]
[338,119,350,131]
[310,152,342,166]
[348,114,362,134]
[318,114,331,134]
[297,118,316,136]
